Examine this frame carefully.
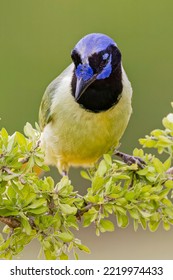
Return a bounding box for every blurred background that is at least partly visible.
[0,0,173,259]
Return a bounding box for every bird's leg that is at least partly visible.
[57,160,69,177]
[62,170,68,177]
[114,150,145,169]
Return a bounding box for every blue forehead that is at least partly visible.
[74,33,116,59]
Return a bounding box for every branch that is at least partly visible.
[0,217,20,228]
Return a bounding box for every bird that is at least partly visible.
[39,33,132,176]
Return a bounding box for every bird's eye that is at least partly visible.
[71,50,81,67]
[99,57,108,69]
[89,52,110,74]
[102,53,109,60]
[97,54,109,71]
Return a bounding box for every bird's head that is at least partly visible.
[71,33,122,112]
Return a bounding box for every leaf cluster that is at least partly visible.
[0,123,89,259]
[0,103,173,259]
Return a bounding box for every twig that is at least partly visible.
[1,167,14,175]
[76,203,93,220]
[166,167,173,180]
[0,216,20,228]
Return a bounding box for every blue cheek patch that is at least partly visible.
[97,54,112,80]
[75,63,93,81]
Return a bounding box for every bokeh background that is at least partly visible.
[1,0,173,259]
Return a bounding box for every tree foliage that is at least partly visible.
[0,103,173,259]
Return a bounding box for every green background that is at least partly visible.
[0,0,173,259]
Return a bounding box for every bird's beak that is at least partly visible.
[75,74,97,100]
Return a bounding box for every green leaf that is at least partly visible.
[153,158,164,173]
[139,138,156,148]
[151,129,164,137]
[162,114,173,130]
[121,214,129,228]
[20,193,37,207]
[97,160,107,176]
[80,170,91,180]
[44,176,55,191]
[114,205,126,215]
[60,204,77,215]
[137,168,149,176]
[161,198,172,207]
[165,180,173,189]
[73,251,79,260]
[163,157,172,170]
[133,219,138,231]
[66,215,78,230]
[20,213,32,235]
[3,225,13,234]
[76,243,91,253]
[44,249,56,260]
[164,207,173,218]
[116,213,128,228]
[163,222,171,231]
[27,206,48,214]
[159,189,170,199]
[148,220,160,232]
[104,203,113,214]
[7,134,16,153]
[34,156,44,167]
[150,213,160,222]
[157,135,172,146]
[26,198,47,209]
[129,208,139,219]
[125,191,135,201]
[92,176,104,193]
[115,198,127,206]
[24,122,38,139]
[0,209,19,216]
[15,131,27,146]
[139,210,151,218]
[133,148,144,157]
[57,232,74,242]
[1,128,8,140]
[59,252,68,260]
[83,207,98,227]
[0,238,11,251]
[6,185,17,200]
[139,217,147,230]
[141,185,152,193]
[113,174,130,180]
[0,233,4,243]
[99,219,114,232]
[103,154,112,166]
[56,177,73,196]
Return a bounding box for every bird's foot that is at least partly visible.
[115,151,145,169]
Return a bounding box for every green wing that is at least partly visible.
[39,64,73,130]
[39,77,60,130]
